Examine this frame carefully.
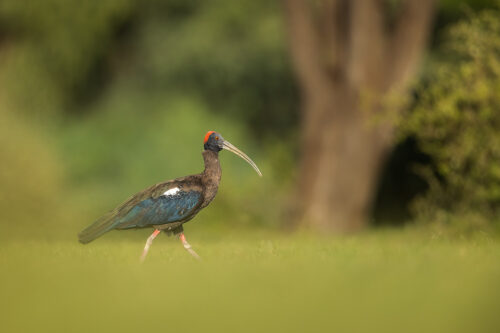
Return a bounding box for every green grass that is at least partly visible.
[1,229,499,333]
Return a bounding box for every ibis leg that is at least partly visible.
[179,233,200,260]
[140,229,161,262]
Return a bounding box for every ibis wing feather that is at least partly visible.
[78,176,203,244]
[115,190,202,229]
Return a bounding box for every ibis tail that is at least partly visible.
[78,211,117,244]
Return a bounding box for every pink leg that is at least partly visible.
[179,233,200,260]
[140,229,161,262]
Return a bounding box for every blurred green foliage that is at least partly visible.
[1,0,500,239]
[0,0,295,239]
[0,0,297,132]
[0,110,65,236]
[134,0,298,136]
[0,0,135,115]
[401,8,500,231]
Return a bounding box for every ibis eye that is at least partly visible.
[215,137,219,140]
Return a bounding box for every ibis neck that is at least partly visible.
[201,150,221,208]
[202,150,222,185]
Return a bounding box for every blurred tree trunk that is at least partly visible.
[283,0,435,232]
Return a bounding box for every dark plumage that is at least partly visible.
[78,131,261,260]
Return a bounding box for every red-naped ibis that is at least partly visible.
[78,131,262,260]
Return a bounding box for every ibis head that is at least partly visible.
[203,131,262,177]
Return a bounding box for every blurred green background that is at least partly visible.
[0,0,297,240]
[1,1,500,332]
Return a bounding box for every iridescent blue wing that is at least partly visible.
[78,178,204,244]
[115,189,202,229]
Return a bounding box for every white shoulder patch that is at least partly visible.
[163,187,180,196]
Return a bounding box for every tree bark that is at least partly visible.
[284,0,435,232]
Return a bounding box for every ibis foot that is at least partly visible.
[179,233,200,260]
[140,229,161,262]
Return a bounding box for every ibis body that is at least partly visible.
[78,131,261,260]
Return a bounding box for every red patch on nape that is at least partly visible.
[204,131,215,143]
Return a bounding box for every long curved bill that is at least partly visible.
[223,141,262,177]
